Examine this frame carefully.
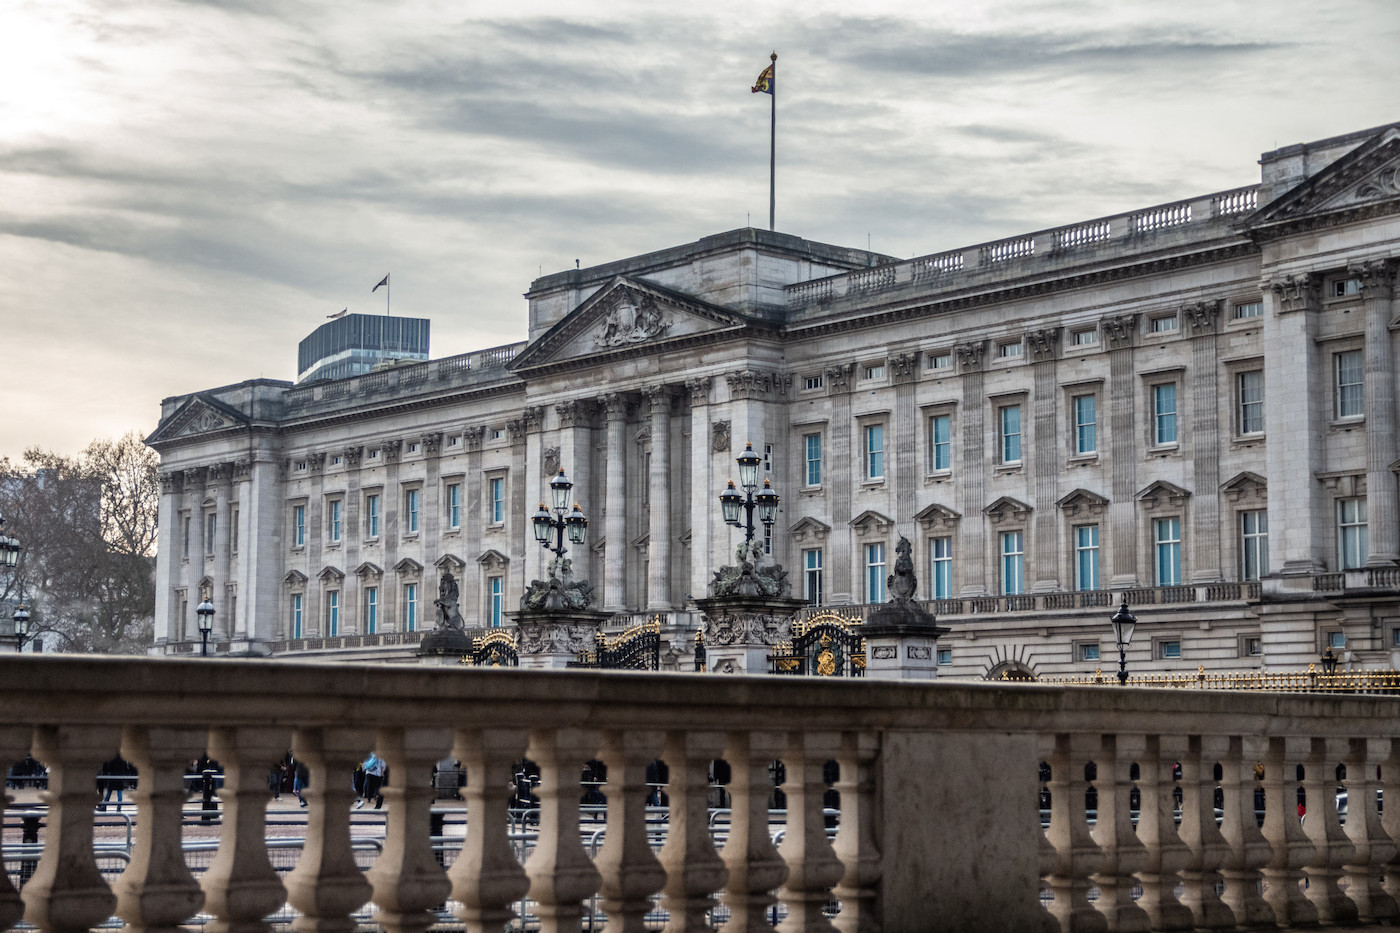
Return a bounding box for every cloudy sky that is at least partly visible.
[3,0,1397,459]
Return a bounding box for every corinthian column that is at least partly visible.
[1358,260,1399,566]
[601,393,629,611]
[643,385,672,610]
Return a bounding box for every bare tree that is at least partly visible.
[0,433,157,654]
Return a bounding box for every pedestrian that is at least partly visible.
[292,756,310,808]
[267,759,286,800]
[357,752,387,809]
[98,756,136,812]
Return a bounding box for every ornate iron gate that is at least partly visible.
[769,611,865,677]
[466,630,519,667]
[570,618,661,671]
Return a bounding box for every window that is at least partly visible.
[328,499,342,543]
[1327,631,1347,650]
[1158,640,1182,660]
[803,548,824,606]
[764,443,774,474]
[1000,531,1024,596]
[998,341,1022,359]
[999,405,1022,464]
[368,448,380,461]
[488,576,503,627]
[937,648,953,665]
[404,583,418,632]
[1335,350,1363,418]
[365,494,380,538]
[1072,395,1096,455]
[290,594,304,640]
[182,515,191,559]
[1072,329,1098,346]
[331,455,342,466]
[404,489,420,534]
[1234,301,1263,319]
[1078,643,1101,662]
[863,363,885,380]
[1075,525,1100,591]
[489,476,506,523]
[1338,498,1368,570]
[1154,517,1182,585]
[446,482,461,528]
[929,414,951,472]
[802,433,822,486]
[1240,510,1268,580]
[1152,383,1178,445]
[928,352,952,371]
[292,505,306,547]
[931,536,952,599]
[865,543,886,603]
[1332,277,1361,298]
[1150,316,1178,334]
[804,374,823,390]
[447,435,459,448]
[204,513,217,556]
[1237,371,1264,435]
[1243,636,1262,657]
[865,424,885,480]
[326,591,339,637]
[763,523,773,556]
[364,587,378,634]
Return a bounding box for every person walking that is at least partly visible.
[357,752,387,809]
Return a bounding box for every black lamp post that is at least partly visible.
[1321,645,1339,676]
[532,470,589,560]
[718,443,780,545]
[12,594,29,653]
[195,591,215,657]
[1110,596,1137,685]
[0,513,20,572]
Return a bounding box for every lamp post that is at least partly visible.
[532,470,589,560]
[1110,596,1137,685]
[0,513,19,573]
[718,443,780,546]
[195,591,215,657]
[12,593,29,653]
[1321,645,1339,676]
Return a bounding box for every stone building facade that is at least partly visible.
[147,121,1400,678]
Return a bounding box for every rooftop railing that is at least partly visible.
[282,341,526,414]
[1,656,1398,931]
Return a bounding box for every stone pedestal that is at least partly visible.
[416,627,473,663]
[861,598,950,681]
[694,594,804,676]
[510,608,611,670]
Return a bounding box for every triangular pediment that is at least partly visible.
[1247,126,1400,235]
[1056,488,1109,514]
[393,557,423,575]
[317,565,344,583]
[434,553,465,572]
[354,561,383,578]
[508,277,752,372]
[983,496,1032,523]
[283,570,308,586]
[478,548,509,571]
[1221,471,1267,503]
[849,510,894,534]
[914,503,961,527]
[789,516,832,543]
[1136,479,1191,510]
[146,394,250,445]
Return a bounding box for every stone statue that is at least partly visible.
[434,571,466,630]
[521,557,595,612]
[888,536,918,602]
[708,538,790,598]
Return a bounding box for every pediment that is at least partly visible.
[983,496,1033,523]
[914,503,961,528]
[1222,471,1267,503]
[393,557,424,575]
[789,516,832,542]
[477,548,509,570]
[146,394,250,445]
[508,277,752,372]
[317,565,344,583]
[283,570,308,586]
[354,561,383,578]
[1056,488,1109,515]
[1136,479,1191,510]
[849,509,895,533]
[434,553,465,572]
[1247,127,1400,235]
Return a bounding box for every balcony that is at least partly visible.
[2,655,1399,931]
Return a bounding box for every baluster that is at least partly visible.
[1342,737,1397,922]
[114,727,207,933]
[1042,733,1105,932]
[201,727,291,933]
[658,730,728,933]
[0,726,30,932]
[22,725,120,933]
[1087,734,1149,932]
[594,730,667,933]
[283,727,372,933]
[1217,735,1273,927]
[1382,741,1400,906]
[449,728,530,933]
[1259,736,1316,925]
[1176,736,1233,928]
[775,731,843,933]
[525,727,602,933]
[1299,737,1357,923]
[366,727,452,933]
[830,732,880,933]
[1132,734,1193,930]
[719,731,789,933]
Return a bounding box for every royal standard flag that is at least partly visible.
[751,62,774,95]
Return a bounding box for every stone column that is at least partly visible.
[601,393,630,612]
[1186,301,1223,583]
[420,432,443,549]
[556,401,596,588]
[230,460,253,639]
[954,343,989,596]
[381,440,403,632]
[519,410,546,589]
[825,364,856,604]
[891,353,920,549]
[463,428,484,625]
[644,385,673,610]
[1028,329,1061,593]
[153,472,182,645]
[510,412,537,611]
[1358,260,1399,566]
[211,463,233,641]
[1104,315,1140,587]
[686,378,714,605]
[305,452,327,636]
[341,447,363,633]
[243,455,284,647]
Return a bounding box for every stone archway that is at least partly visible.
[986,660,1038,682]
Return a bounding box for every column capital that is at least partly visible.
[1351,257,1399,299]
[890,352,921,381]
[555,399,584,427]
[522,406,545,434]
[382,439,404,461]
[1101,314,1138,349]
[1268,271,1321,314]
[341,446,362,468]
[954,340,987,372]
[600,392,632,421]
[685,376,713,406]
[1026,327,1061,361]
[463,426,484,451]
[824,362,856,394]
[725,369,774,400]
[420,431,443,456]
[159,471,183,495]
[642,385,675,415]
[1183,299,1221,335]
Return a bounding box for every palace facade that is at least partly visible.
[147,120,1400,678]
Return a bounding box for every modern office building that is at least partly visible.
[297,314,430,384]
[147,120,1400,677]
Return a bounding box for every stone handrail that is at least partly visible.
[3,657,1400,931]
[784,184,1261,309]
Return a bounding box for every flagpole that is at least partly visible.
[386,273,391,317]
[769,51,776,232]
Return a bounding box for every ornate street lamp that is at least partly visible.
[195,590,215,657]
[1110,596,1137,685]
[1321,645,1339,676]
[12,593,29,653]
[717,443,780,546]
[0,513,20,571]
[532,470,589,559]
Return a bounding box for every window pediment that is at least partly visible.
[984,496,1032,524]
[849,510,895,537]
[1136,480,1191,511]
[354,561,383,578]
[1056,488,1109,517]
[914,503,961,530]
[789,516,832,543]
[477,549,509,571]
[317,566,345,583]
[1221,471,1267,503]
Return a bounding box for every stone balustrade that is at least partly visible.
[3,656,1400,932]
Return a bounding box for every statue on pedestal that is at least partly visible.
[434,571,466,630]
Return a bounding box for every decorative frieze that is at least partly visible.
[726,370,774,400]
[1269,273,1320,314]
